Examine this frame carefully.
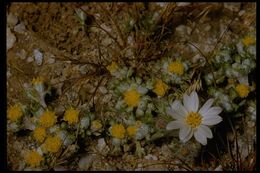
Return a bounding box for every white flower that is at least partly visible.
[166,91,223,145]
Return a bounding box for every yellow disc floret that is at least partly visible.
[43,136,62,153]
[111,124,126,139]
[106,62,118,74]
[91,120,103,131]
[25,150,43,168]
[32,76,45,85]
[185,112,202,129]
[242,36,255,47]
[235,84,250,98]
[127,126,138,137]
[7,104,23,122]
[64,108,80,125]
[33,127,46,143]
[153,79,169,97]
[124,89,141,107]
[39,110,57,128]
[168,61,184,75]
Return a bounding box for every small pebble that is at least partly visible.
[16,49,27,60]
[7,27,16,51]
[14,22,26,34]
[33,49,43,65]
[7,13,18,26]
[27,56,34,63]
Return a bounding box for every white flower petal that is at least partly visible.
[183,93,192,112]
[166,120,183,130]
[182,128,194,143]
[172,100,188,117]
[167,100,187,120]
[177,103,188,117]
[197,125,213,139]
[202,107,222,118]
[166,107,183,120]
[194,130,207,145]
[199,99,214,115]
[183,91,199,112]
[202,115,223,126]
[137,86,148,94]
[179,125,192,141]
[190,91,199,112]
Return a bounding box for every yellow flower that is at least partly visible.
[127,126,137,137]
[124,89,141,107]
[39,110,57,128]
[135,121,142,128]
[228,78,235,85]
[235,84,250,98]
[91,120,103,131]
[25,150,43,168]
[153,79,169,97]
[168,61,184,75]
[111,124,125,139]
[64,108,80,125]
[106,62,118,74]
[32,76,45,85]
[33,127,46,143]
[242,36,255,46]
[43,136,62,153]
[7,104,23,122]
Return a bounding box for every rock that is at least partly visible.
[16,49,27,60]
[214,165,223,171]
[175,25,187,36]
[7,13,18,26]
[7,27,16,51]
[33,49,43,65]
[26,56,34,63]
[7,70,11,79]
[14,22,26,34]
[144,154,158,161]
[156,2,167,8]
[224,3,241,12]
[47,57,55,64]
[78,154,97,170]
[97,138,106,151]
[98,86,108,94]
[176,2,191,7]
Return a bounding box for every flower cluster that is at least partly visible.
[8,30,256,170]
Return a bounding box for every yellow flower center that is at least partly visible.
[39,110,57,128]
[91,120,103,131]
[33,127,46,143]
[127,126,138,137]
[153,79,169,97]
[124,89,141,107]
[32,76,45,85]
[64,108,80,125]
[242,36,255,46]
[185,112,202,128]
[25,150,43,168]
[168,61,184,75]
[235,84,250,98]
[7,104,23,122]
[135,121,142,128]
[43,136,62,153]
[111,124,125,139]
[228,78,235,85]
[106,62,118,74]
